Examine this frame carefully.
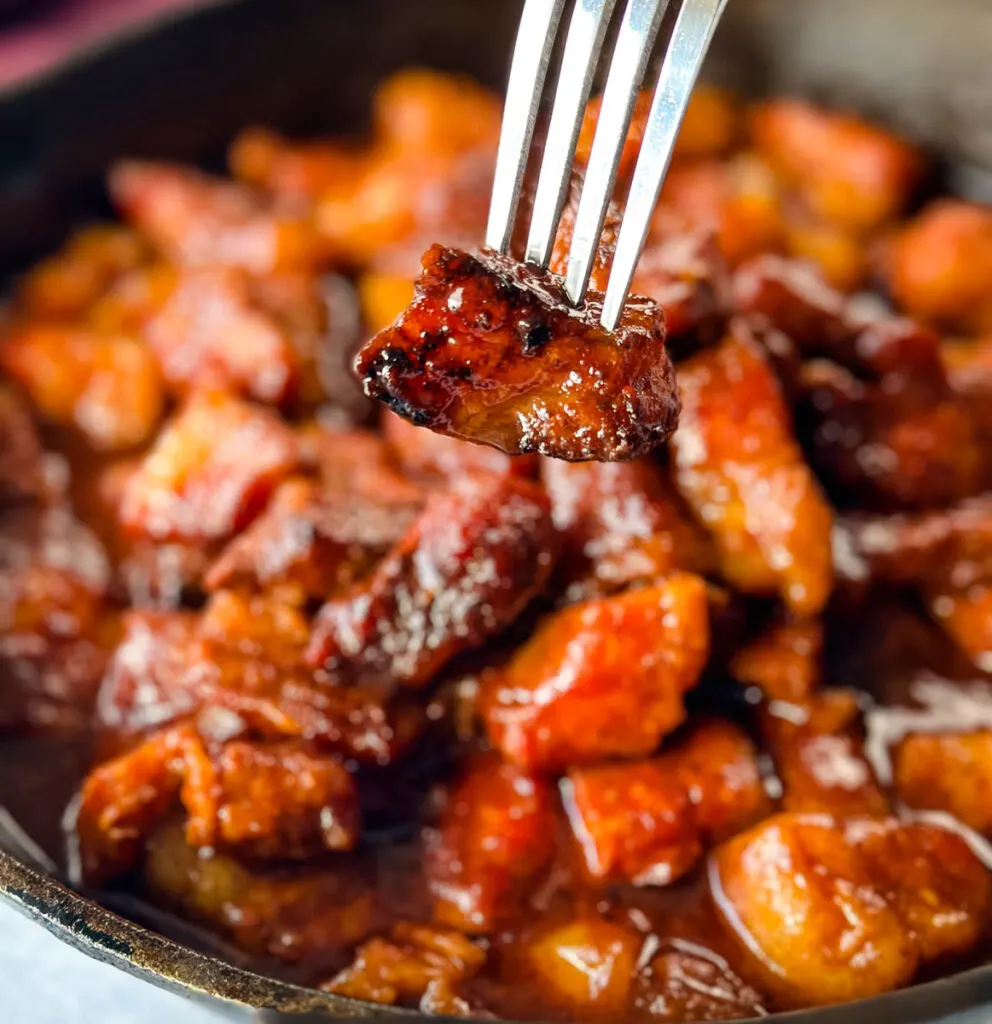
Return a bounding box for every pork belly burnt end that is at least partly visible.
[356,245,680,462]
[307,472,557,688]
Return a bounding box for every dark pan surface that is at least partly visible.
[2,0,992,1019]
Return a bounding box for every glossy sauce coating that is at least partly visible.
[357,245,679,461]
[3,69,992,1024]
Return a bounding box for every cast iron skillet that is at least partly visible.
[2,0,992,1019]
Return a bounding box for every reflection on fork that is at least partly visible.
[486,0,729,331]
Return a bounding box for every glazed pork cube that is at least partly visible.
[120,393,298,545]
[307,472,556,688]
[484,573,709,770]
[425,754,556,933]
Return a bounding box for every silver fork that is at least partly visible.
[485,0,729,332]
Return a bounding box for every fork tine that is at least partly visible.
[600,0,729,330]
[563,0,670,306]
[486,0,570,254]
[524,0,619,268]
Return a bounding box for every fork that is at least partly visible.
[485,0,729,332]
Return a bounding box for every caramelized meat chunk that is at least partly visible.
[95,596,424,764]
[356,245,679,462]
[297,422,425,506]
[710,813,918,1008]
[145,822,375,965]
[730,619,823,702]
[74,724,203,885]
[307,473,556,688]
[673,332,834,614]
[634,945,767,1021]
[205,477,421,599]
[660,719,770,843]
[797,353,984,512]
[835,495,992,590]
[484,573,709,770]
[141,266,313,404]
[929,585,992,671]
[0,505,114,732]
[894,731,992,835]
[0,325,163,450]
[120,394,298,545]
[199,739,360,859]
[229,127,366,205]
[520,919,642,1019]
[94,610,198,742]
[16,224,147,321]
[372,68,502,159]
[846,816,992,963]
[655,156,785,271]
[425,754,556,933]
[886,199,992,334]
[542,458,715,600]
[733,254,945,383]
[324,921,486,1009]
[0,386,44,503]
[762,689,888,817]
[563,761,701,886]
[110,161,324,273]
[75,724,359,883]
[750,99,923,230]
[576,86,739,184]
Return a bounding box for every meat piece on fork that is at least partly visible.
[356,245,680,462]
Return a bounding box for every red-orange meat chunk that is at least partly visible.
[75,723,360,884]
[659,719,770,843]
[144,822,376,966]
[711,813,917,1008]
[0,324,164,451]
[732,254,946,383]
[836,494,992,590]
[356,245,679,462]
[0,505,115,733]
[425,754,556,933]
[204,477,422,599]
[541,457,715,600]
[110,161,324,273]
[0,387,45,503]
[730,619,823,702]
[633,945,767,1022]
[672,332,834,614]
[15,223,147,321]
[201,739,360,859]
[517,919,642,1019]
[120,393,298,545]
[894,731,992,835]
[749,99,923,231]
[762,690,889,817]
[886,199,992,334]
[95,596,425,765]
[563,760,701,886]
[483,573,709,770]
[307,473,556,688]
[845,816,992,964]
[324,921,486,1011]
[141,266,314,405]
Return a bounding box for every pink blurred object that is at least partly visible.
[0,0,208,89]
